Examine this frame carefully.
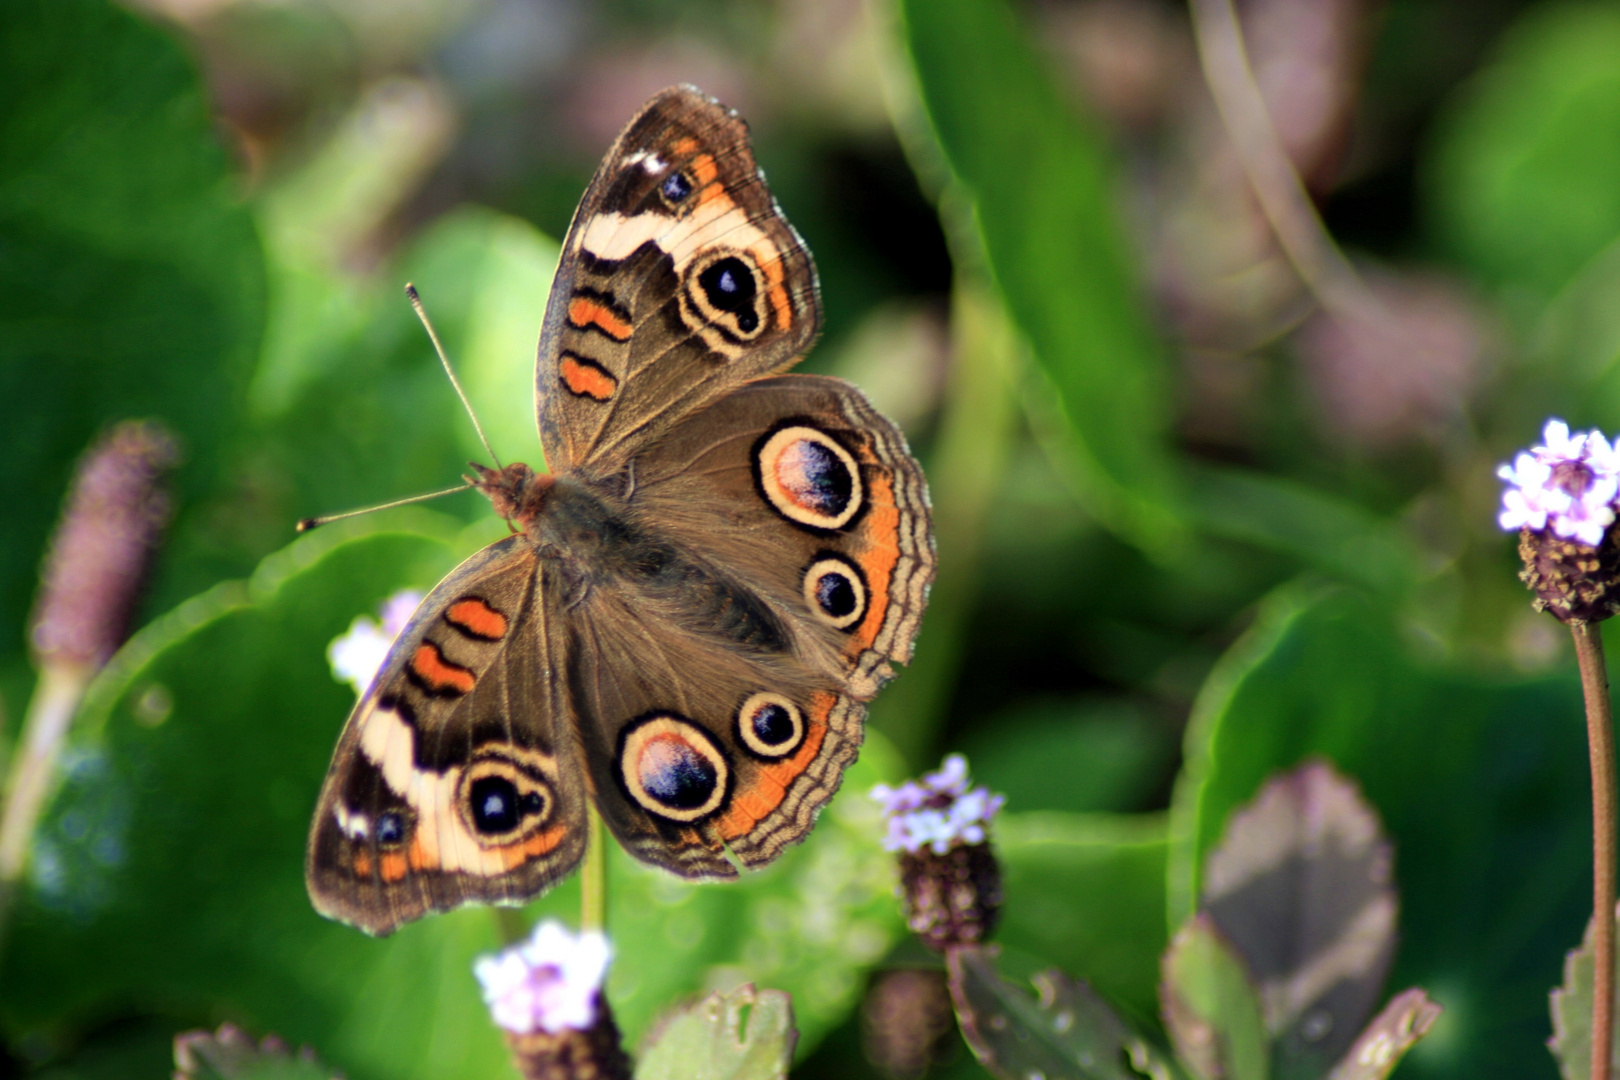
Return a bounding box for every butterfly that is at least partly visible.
[305,85,936,935]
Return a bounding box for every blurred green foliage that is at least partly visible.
[7,0,1620,1077]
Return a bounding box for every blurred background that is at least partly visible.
[5,0,1620,1076]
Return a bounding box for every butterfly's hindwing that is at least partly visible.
[306,538,588,935]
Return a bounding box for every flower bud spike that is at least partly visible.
[873,754,1005,951]
[1500,419,1620,624]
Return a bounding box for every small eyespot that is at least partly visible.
[736,692,805,759]
[661,171,693,203]
[376,812,406,845]
[802,554,868,631]
[619,714,729,822]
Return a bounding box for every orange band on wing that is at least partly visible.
[380,852,408,882]
[410,642,476,695]
[352,850,373,878]
[718,695,833,840]
[559,355,618,401]
[446,598,509,640]
[847,472,900,656]
[495,824,569,870]
[568,297,633,341]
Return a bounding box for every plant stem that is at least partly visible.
[581,807,606,932]
[1574,621,1616,1080]
[0,663,93,940]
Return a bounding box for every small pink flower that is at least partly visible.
[474,921,612,1035]
[872,754,1005,855]
[1499,419,1620,546]
[327,590,423,696]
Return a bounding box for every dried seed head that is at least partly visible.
[30,421,179,669]
[897,842,1003,952]
[861,968,956,1078]
[1516,525,1620,625]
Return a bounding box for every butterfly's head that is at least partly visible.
[467,461,554,529]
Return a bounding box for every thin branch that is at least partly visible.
[1187,0,1379,323]
[1574,621,1616,1080]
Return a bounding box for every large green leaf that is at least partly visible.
[0,0,264,666]
[896,0,1182,554]
[2,520,900,1077]
[1169,583,1591,1079]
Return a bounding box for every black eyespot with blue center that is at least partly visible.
[802,553,868,631]
[817,572,857,618]
[620,714,730,822]
[661,171,693,203]
[698,256,759,334]
[376,811,405,845]
[470,775,521,834]
[737,692,805,759]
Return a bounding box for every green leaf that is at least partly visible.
[996,812,1169,1027]
[1425,1,1620,306]
[1326,989,1441,1080]
[1169,583,1593,1079]
[946,943,1156,1080]
[635,985,795,1080]
[1184,466,1416,596]
[1549,908,1620,1080]
[0,0,265,666]
[897,0,1182,554]
[173,1025,340,1080]
[2,519,900,1075]
[1201,762,1396,1080]
[1160,915,1269,1080]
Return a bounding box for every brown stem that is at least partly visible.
[1574,621,1616,1080]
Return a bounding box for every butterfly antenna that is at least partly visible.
[296,482,473,533]
[406,283,502,469]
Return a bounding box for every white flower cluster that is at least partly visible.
[871,754,1005,855]
[327,590,422,697]
[474,920,612,1035]
[1499,420,1620,547]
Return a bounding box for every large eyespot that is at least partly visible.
[736,692,805,759]
[619,714,730,822]
[682,249,766,342]
[803,553,868,630]
[455,753,556,843]
[753,425,863,531]
[661,170,693,203]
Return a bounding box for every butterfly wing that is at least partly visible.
[536,85,821,476]
[560,374,934,872]
[305,535,588,936]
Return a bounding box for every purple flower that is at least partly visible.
[474,921,612,1036]
[872,754,1005,855]
[327,590,423,696]
[1499,419,1620,547]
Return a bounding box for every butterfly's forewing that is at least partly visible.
[306,537,588,935]
[535,85,821,477]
